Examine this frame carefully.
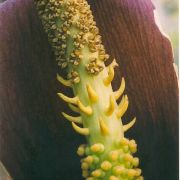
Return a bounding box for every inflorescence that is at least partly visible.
[35,0,143,179]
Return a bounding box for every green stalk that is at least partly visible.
[35,0,143,179]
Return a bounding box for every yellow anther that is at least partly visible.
[114,77,125,100]
[123,117,136,132]
[57,73,72,87]
[86,84,98,103]
[82,170,89,178]
[109,151,119,161]
[72,122,89,136]
[90,143,104,153]
[101,161,112,171]
[135,168,142,176]
[77,144,86,156]
[77,100,93,115]
[84,156,94,164]
[116,95,129,118]
[105,95,115,116]
[112,166,125,175]
[81,162,89,170]
[91,169,102,177]
[57,93,78,104]
[124,154,133,162]
[103,59,117,86]
[99,118,110,136]
[62,112,82,124]
[109,176,119,180]
[127,169,137,177]
[132,157,139,167]
[68,103,80,113]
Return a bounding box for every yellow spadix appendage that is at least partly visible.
[105,95,115,116]
[123,117,136,132]
[62,112,82,124]
[99,118,110,136]
[57,93,78,104]
[77,100,93,115]
[57,73,72,87]
[114,77,125,100]
[116,95,129,118]
[86,84,98,103]
[103,59,118,86]
[68,103,80,113]
[72,122,90,136]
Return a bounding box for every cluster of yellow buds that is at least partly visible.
[77,139,143,179]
